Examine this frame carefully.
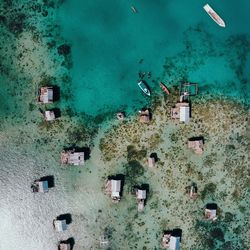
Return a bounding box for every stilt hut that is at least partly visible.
[105,179,122,203]
[31,180,49,193]
[148,156,156,168]
[161,232,171,248]
[139,109,151,123]
[53,219,67,232]
[169,236,181,250]
[162,232,181,250]
[61,149,84,166]
[188,138,204,154]
[136,189,147,212]
[58,243,71,250]
[204,203,218,221]
[171,102,190,123]
[38,87,54,104]
[44,110,56,121]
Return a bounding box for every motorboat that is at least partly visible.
[138,80,151,96]
[203,4,225,27]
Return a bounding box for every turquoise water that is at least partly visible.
[57,0,250,116]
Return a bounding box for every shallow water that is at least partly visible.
[0,0,249,250]
[56,0,250,115]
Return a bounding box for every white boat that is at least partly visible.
[138,80,151,96]
[203,4,225,28]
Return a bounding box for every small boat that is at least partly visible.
[138,80,151,96]
[160,82,170,95]
[131,6,138,13]
[203,4,225,28]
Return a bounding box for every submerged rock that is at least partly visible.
[57,44,71,56]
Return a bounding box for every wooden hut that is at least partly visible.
[171,102,190,123]
[188,183,198,199]
[38,87,53,104]
[169,236,181,250]
[188,138,204,154]
[139,109,151,123]
[136,189,147,212]
[44,110,55,121]
[53,219,67,232]
[105,179,122,203]
[111,179,121,202]
[161,232,171,248]
[61,149,84,166]
[204,203,218,221]
[148,156,155,168]
[162,233,181,250]
[31,180,49,193]
[58,243,71,250]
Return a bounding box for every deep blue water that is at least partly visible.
[56,0,250,115]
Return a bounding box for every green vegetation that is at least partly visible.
[201,182,217,200]
[124,160,145,191]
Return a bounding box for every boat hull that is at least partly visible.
[203,4,225,28]
[160,82,170,95]
[138,81,151,96]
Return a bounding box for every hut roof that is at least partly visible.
[59,243,71,250]
[137,189,146,199]
[38,180,49,193]
[69,152,84,165]
[180,106,190,122]
[61,151,84,165]
[45,111,55,121]
[39,87,53,103]
[54,219,67,232]
[188,140,203,154]
[111,180,121,192]
[169,236,181,250]
[139,109,150,123]
[205,208,217,220]
[148,157,155,168]
[171,102,190,122]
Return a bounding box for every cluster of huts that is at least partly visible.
[38,86,59,121]
[104,177,147,212]
[112,82,219,249]
[34,86,90,249]
[31,176,73,249]
[35,83,219,249]
[31,147,86,249]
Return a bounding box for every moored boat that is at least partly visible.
[160,82,170,95]
[138,80,151,96]
[203,4,225,28]
[131,6,138,13]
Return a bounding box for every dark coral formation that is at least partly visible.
[57,43,71,56]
